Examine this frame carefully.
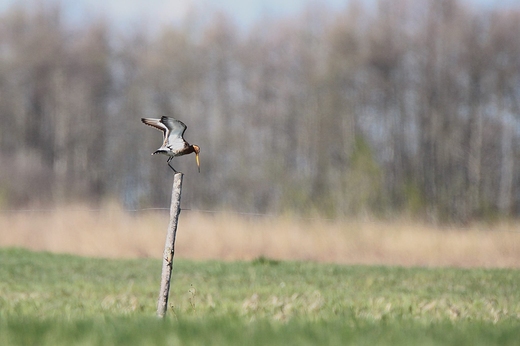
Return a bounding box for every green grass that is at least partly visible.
[0,248,519,345]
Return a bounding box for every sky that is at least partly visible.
[0,0,518,31]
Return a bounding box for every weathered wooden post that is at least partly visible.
[157,172,183,318]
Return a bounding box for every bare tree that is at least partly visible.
[1,0,520,222]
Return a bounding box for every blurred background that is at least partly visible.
[0,0,519,223]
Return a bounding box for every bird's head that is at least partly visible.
[193,145,200,173]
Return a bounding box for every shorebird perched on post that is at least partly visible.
[141,116,200,173]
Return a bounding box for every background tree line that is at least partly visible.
[0,0,519,223]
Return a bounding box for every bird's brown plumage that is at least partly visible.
[141,116,200,173]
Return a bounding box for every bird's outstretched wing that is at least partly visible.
[141,116,188,152]
[161,117,188,152]
[141,118,169,143]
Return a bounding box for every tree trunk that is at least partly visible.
[157,172,183,318]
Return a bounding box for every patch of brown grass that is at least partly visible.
[1,205,519,268]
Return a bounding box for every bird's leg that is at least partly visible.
[168,162,177,173]
[167,157,177,173]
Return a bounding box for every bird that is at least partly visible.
[141,116,200,173]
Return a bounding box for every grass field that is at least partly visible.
[1,248,519,345]
[1,205,520,267]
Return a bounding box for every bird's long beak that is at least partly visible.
[195,152,200,173]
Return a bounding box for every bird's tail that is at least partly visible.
[152,149,168,155]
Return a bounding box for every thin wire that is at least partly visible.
[0,207,280,218]
[0,207,519,233]
[0,207,286,219]
[0,208,104,213]
[0,207,330,224]
[180,208,282,218]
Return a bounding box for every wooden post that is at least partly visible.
[157,172,183,318]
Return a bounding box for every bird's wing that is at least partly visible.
[141,118,169,144]
[161,117,188,152]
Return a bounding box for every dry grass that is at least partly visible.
[1,205,520,268]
